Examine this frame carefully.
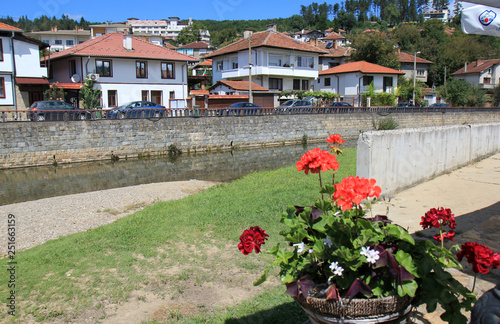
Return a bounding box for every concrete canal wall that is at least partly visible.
[357,122,500,194]
[2,110,500,168]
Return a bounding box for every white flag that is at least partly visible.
[462,4,500,37]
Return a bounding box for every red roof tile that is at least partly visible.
[210,80,269,91]
[209,95,248,99]
[0,22,22,31]
[196,59,212,67]
[319,61,405,76]
[47,33,198,62]
[315,42,353,58]
[206,31,327,58]
[452,59,500,75]
[322,32,345,40]
[15,77,49,85]
[178,41,213,49]
[52,82,83,90]
[190,90,209,96]
[396,52,433,64]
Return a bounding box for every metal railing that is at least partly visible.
[1,106,499,122]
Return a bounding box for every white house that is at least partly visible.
[316,61,405,106]
[206,25,327,106]
[396,51,433,83]
[177,41,215,59]
[452,59,500,89]
[46,33,198,108]
[423,9,450,22]
[0,22,49,113]
[26,27,91,52]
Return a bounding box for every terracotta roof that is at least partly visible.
[322,32,345,40]
[52,82,83,90]
[178,41,213,49]
[396,52,433,64]
[26,30,91,36]
[47,33,198,62]
[362,29,380,33]
[315,42,353,58]
[209,95,248,99]
[319,61,405,76]
[210,80,269,91]
[325,28,335,33]
[444,28,455,35]
[190,90,209,96]
[164,42,176,50]
[15,77,49,85]
[0,22,22,31]
[452,59,500,75]
[206,31,327,58]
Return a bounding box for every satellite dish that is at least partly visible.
[71,74,81,83]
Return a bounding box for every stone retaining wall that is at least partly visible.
[2,110,500,169]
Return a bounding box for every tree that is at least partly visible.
[432,0,449,11]
[177,22,206,46]
[44,83,64,101]
[391,24,421,53]
[442,78,471,106]
[492,85,500,107]
[349,32,400,69]
[466,86,486,107]
[80,78,101,109]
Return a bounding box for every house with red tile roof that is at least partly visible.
[46,33,198,108]
[396,51,433,83]
[316,61,405,106]
[315,41,353,72]
[452,58,500,89]
[177,41,215,59]
[206,25,327,106]
[0,22,49,113]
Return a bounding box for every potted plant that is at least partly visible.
[238,134,499,324]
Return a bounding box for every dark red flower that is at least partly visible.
[420,207,456,230]
[433,230,455,242]
[238,226,269,255]
[457,242,500,274]
[333,176,382,211]
[326,134,346,145]
[296,148,339,175]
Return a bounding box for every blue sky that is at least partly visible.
[2,0,333,22]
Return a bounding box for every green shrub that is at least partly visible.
[373,117,399,130]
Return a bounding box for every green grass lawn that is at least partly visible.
[1,148,356,323]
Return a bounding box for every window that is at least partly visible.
[66,40,74,46]
[42,40,49,44]
[269,54,283,67]
[231,57,238,69]
[0,39,3,61]
[151,90,162,105]
[297,56,314,68]
[325,77,331,86]
[383,76,393,92]
[136,61,148,78]
[79,41,85,44]
[417,69,425,76]
[199,49,207,53]
[293,79,301,90]
[142,90,149,101]
[484,77,491,84]
[269,78,283,91]
[0,77,5,98]
[169,91,175,99]
[329,62,340,68]
[216,61,223,71]
[68,60,76,77]
[96,60,112,77]
[302,80,309,90]
[161,62,174,79]
[108,90,117,107]
[363,76,374,86]
[55,40,62,45]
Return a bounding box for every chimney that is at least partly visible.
[54,26,57,31]
[476,59,483,67]
[243,29,253,39]
[123,35,133,51]
[464,62,467,72]
[266,24,277,33]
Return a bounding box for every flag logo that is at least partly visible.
[479,10,497,26]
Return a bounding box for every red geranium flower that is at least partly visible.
[433,230,455,242]
[238,226,269,255]
[457,242,500,274]
[420,207,456,230]
[326,134,346,145]
[296,148,339,175]
[333,176,382,211]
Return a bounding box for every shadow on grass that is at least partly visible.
[224,301,308,324]
[413,201,500,286]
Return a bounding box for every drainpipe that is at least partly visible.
[10,31,17,117]
[182,61,188,106]
[335,75,340,99]
[85,56,91,77]
[358,75,363,107]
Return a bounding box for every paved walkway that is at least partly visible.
[370,152,500,323]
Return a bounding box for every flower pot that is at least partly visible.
[295,294,412,324]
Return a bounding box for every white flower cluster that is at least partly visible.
[329,261,344,276]
[360,246,380,264]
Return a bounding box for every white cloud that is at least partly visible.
[64,13,84,20]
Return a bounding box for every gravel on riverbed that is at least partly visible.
[0,180,219,253]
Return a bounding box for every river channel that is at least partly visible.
[0,140,356,206]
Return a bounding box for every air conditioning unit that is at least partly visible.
[89,74,100,81]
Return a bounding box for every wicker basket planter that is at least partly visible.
[295,294,413,324]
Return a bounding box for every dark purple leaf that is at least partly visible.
[310,207,324,222]
[294,206,305,215]
[345,279,372,300]
[285,276,315,298]
[366,215,392,226]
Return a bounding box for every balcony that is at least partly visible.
[220,65,318,80]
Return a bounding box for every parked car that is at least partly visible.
[108,101,166,119]
[429,103,450,108]
[394,102,415,108]
[329,102,353,107]
[277,99,313,113]
[222,102,262,116]
[28,100,92,121]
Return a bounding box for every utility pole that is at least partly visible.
[413,51,420,106]
[248,36,253,104]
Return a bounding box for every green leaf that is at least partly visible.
[397,280,418,297]
[385,224,415,244]
[253,267,269,286]
[394,250,418,277]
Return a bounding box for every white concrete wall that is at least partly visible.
[356,123,500,194]
[14,40,47,78]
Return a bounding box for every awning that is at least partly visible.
[15,77,49,85]
[51,82,83,90]
[462,3,500,36]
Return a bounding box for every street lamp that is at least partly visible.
[413,51,421,106]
